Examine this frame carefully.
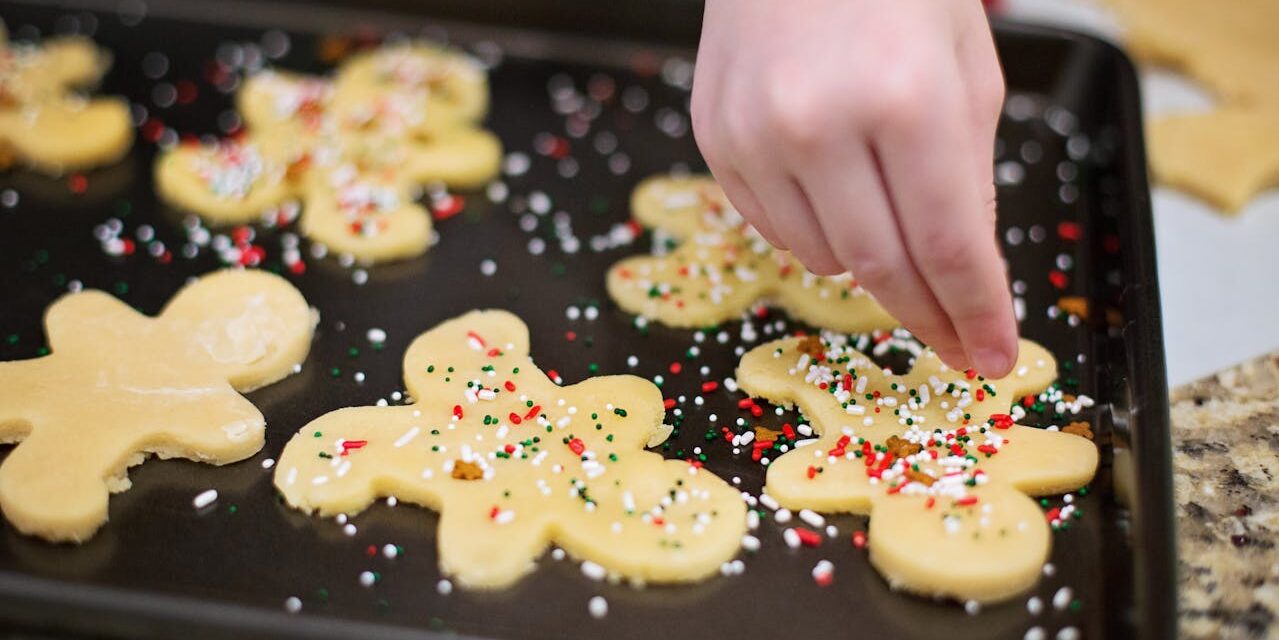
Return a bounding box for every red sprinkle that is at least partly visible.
[432,195,466,221]
[795,528,822,547]
[700,381,719,393]
[453,405,464,419]
[669,362,682,375]
[852,530,868,549]
[663,398,677,411]
[567,438,585,455]
[955,495,980,507]
[508,412,522,425]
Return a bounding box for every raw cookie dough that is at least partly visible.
[736,332,1097,603]
[154,43,501,263]
[607,175,897,331]
[0,270,315,542]
[1106,0,1279,211]
[0,21,132,173]
[275,310,746,589]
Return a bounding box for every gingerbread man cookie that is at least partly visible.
[0,270,315,542]
[155,43,501,263]
[737,332,1097,603]
[607,175,897,331]
[1106,0,1279,211]
[0,21,133,174]
[276,310,746,588]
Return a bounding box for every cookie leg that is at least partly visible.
[0,427,130,543]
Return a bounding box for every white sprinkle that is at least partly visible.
[436,579,453,595]
[811,559,834,584]
[1027,596,1044,615]
[759,494,780,511]
[1052,586,1073,610]
[741,535,760,552]
[581,561,607,581]
[284,596,302,613]
[1024,627,1045,640]
[343,523,357,536]
[1056,628,1080,640]
[383,544,398,559]
[783,528,801,549]
[774,508,792,524]
[798,509,825,528]
[366,328,387,343]
[394,426,421,448]
[964,600,981,615]
[193,489,218,509]
[386,496,398,507]
[359,570,376,587]
[588,595,608,619]
[261,458,275,469]
[480,259,497,276]
[1043,563,1056,577]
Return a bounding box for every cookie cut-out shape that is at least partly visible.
[0,22,132,173]
[737,332,1097,603]
[1106,0,1279,211]
[0,270,315,542]
[155,43,501,263]
[1147,108,1279,213]
[275,310,746,589]
[607,175,897,331]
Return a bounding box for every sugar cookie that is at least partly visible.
[607,175,896,331]
[736,332,1097,603]
[0,22,132,173]
[1106,0,1279,211]
[0,270,315,542]
[154,43,501,262]
[276,310,746,589]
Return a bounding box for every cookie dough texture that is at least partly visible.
[0,270,315,542]
[276,310,746,589]
[1107,0,1279,211]
[154,43,501,262]
[607,175,897,332]
[0,22,132,173]
[737,333,1097,603]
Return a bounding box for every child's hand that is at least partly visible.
[692,0,1016,377]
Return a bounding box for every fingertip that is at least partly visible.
[969,343,1016,379]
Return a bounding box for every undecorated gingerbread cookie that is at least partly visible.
[275,310,746,588]
[0,22,132,173]
[0,270,315,542]
[737,332,1097,603]
[607,175,897,331]
[155,43,501,263]
[1106,0,1279,211]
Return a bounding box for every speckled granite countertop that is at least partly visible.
[1172,352,1279,639]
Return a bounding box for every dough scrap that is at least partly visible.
[607,175,897,331]
[0,21,132,173]
[155,43,501,263]
[1106,0,1279,211]
[737,332,1097,603]
[0,270,315,542]
[275,310,746,589]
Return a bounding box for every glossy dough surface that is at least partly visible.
[607,175,897,331]
[737,332,1097,603]
[276,310,746,589]
[0,270,315,542]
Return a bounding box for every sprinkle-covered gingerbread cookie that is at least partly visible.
[0,21,132,174]
[607,175,897,331]
[276,310,746,588]
[154,43,501,262]
[736,332,1097,603]
[0,270,315,542]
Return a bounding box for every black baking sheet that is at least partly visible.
[0,2,1174,639]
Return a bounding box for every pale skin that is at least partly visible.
[692,0,1018,377]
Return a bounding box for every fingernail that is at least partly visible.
[971,347,1014,378]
